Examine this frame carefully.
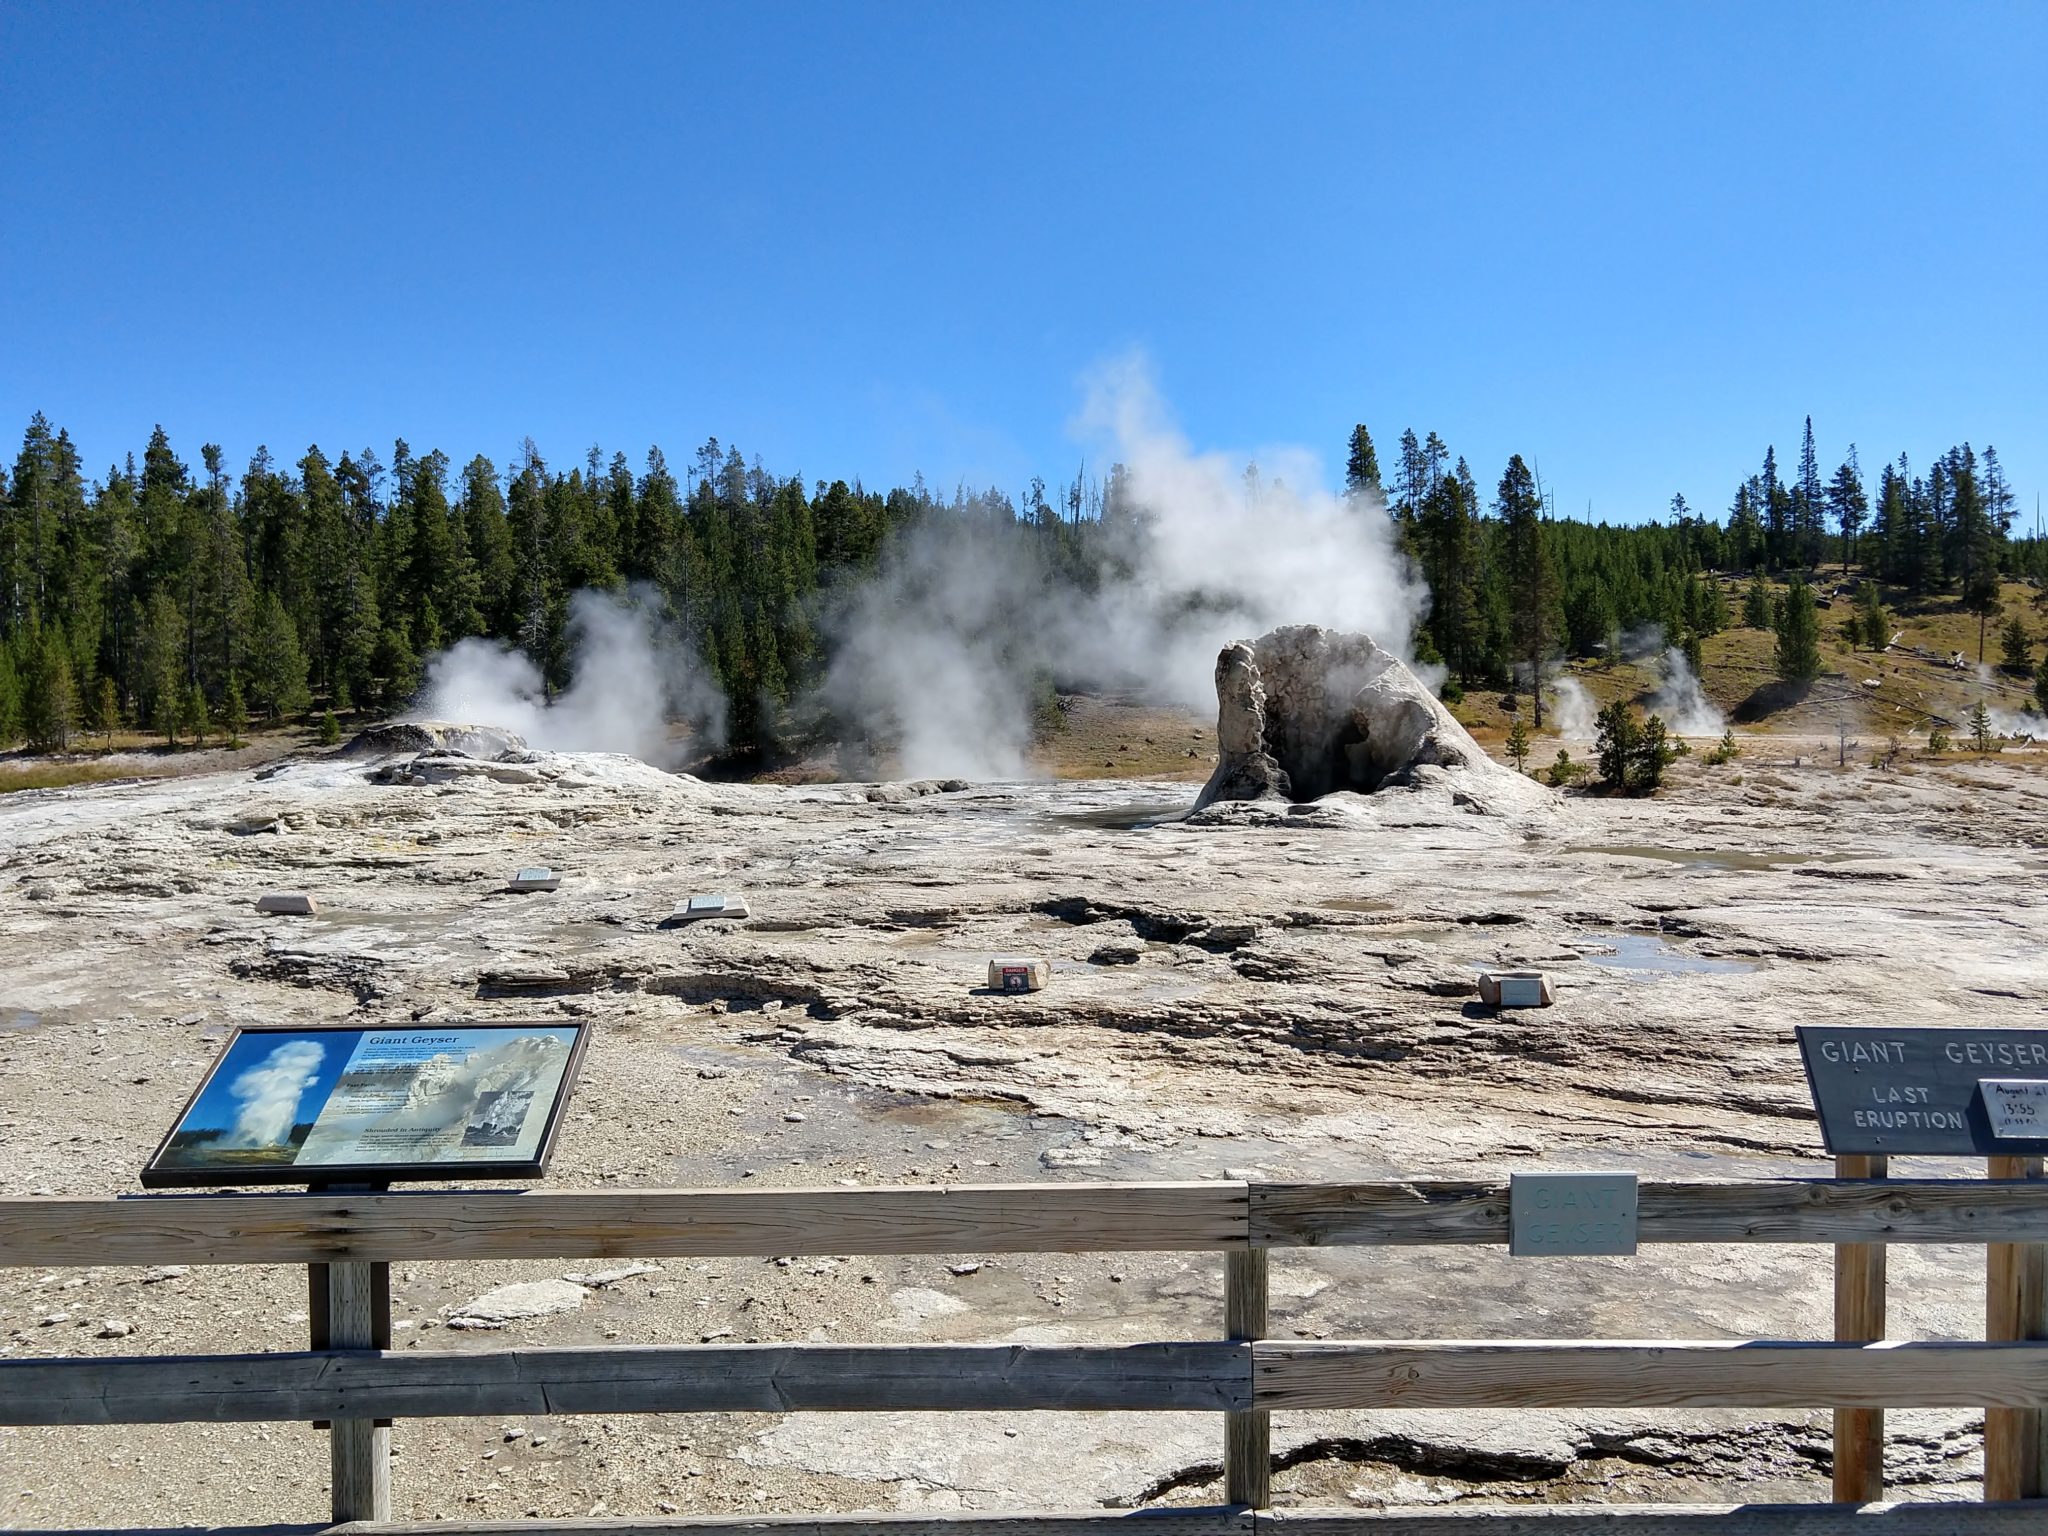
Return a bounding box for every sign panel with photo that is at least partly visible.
[141,1022,589,1186]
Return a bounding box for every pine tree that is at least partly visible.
[1344,425,1383,503]
[135,589,187,743]
[23,623,76,750]
[93,674,120,747]
[223,676,247,747]
[182,682,209,746]
[1497,455,1558,726]
[1504,716,1531,773]
[1796,416,1826,569]
[247,592,310,720]
[1969,700,1993,753]
[1826,453,1867,573]
[1999,614,2032,675]
[1773,577,1822,684]
[0,644,17,746]
[1742,574,1773,630]
[1857,583,1889,652]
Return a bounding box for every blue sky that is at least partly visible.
[3,2,2042,526]
[179,1030,350,1140]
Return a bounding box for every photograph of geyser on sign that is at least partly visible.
[141,1022,589,1187]
[1795,1025,2048,1156]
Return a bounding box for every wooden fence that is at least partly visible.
[2,1175,2045,1536]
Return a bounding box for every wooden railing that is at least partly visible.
[2,1176,2046,1535]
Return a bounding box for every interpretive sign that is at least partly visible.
[1796,1025,2048,1156]
[1509,1171,1638,1256]
[142,1022,588,1187]
[508,867,561,892]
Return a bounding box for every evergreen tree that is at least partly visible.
[1856,582,1889,652]
[1826,453,1866,573]
[135,589,187,743]
[23,623,76,750]
[1999,614,2032,675]
[247,592,310,720]
[1497,455,1558,725]
[0,644,17,746]
[1344,425,1383,503]
[223,675,247,746]
[93,673,120,746]
[1773,577,1821,684]
[182,682,209,746]
[1795,416,1826,568]
[1504,715,1531,773]
[1742,573,1773,629]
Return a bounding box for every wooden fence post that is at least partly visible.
[323,1259,392,1522]
[1984,1154,2045,1501]
[1224,1248,1270,1508]
[1832,1152,1887,1503]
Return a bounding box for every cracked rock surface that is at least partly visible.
[2,737,2046,1523]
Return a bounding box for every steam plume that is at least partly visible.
[224,1039,325,1148]
[821,354,1429,778]
[414,586,726,766]
[1546,675,1597,737]
[1625,625,1726,737]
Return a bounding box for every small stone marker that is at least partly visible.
[508,867,561,892]
[1509,1170,1639,1257]
[1797,1025,2048,1155]
[1479,969,1554,1009]
[674,893,749,922]
[988,957,1049,994]
[254,893,318,916]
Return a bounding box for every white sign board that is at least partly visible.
[1981,1079,2048,1140]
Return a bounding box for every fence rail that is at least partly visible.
[10,1178,2048,1268]
[2,1176,2044,1533]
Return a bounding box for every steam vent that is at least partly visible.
[1194,624,1544,812]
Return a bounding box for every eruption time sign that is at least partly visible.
[141,1022,589,1187]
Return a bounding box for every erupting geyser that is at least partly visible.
[1193,625,1547,813]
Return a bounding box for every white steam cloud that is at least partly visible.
[822,354,1429,778]
[1546,675,1597,737]
[413,586,725,767]
[224,1039,325,1148]
[1625,625,1726,738]
[1987,707,2048,739]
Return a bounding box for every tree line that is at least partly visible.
[1,411,2040,755]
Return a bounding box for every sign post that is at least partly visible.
[1831,1152,1887,1503]
[1984,1153,2045,1501]
[1797,1026,2048,1508]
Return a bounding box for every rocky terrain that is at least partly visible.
[3,726,2047,1527]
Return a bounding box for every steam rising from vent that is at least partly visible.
[1626,625,1727,738]
[822,356,1429,778]
[1989,707,2048,739]
[224,1040,325,1149]
[413,586,726,767]
[1547,675,1597,737]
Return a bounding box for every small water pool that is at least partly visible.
[1576,930,1758,976]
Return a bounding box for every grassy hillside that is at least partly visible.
[1454,571,2047,745]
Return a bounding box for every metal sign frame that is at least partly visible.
[141,1021,589,1188]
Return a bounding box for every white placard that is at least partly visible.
[1981,1079,2048,1140]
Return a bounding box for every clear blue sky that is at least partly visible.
[4,1,2043,527]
